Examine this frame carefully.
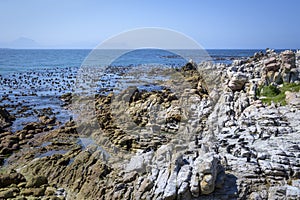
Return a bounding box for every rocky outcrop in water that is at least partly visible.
[0,49,300,199]
[0,107,14,131]
[0,169,68,199]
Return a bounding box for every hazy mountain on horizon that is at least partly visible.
[0,37,41,49]
[0,37,99,49]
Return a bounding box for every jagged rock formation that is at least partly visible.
[0,49,300,200]
[210,49,300,199]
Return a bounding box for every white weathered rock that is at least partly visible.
[163,170,177,200]
[177,165,192,190]
[228,72,248,91]
[125,150,153,173]
[285,91,300,108]
[190,173,200,197]
[268,186,300,200]
[154,168,170,196]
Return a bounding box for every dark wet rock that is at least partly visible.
[39,115,57,126]
[26,175,48,188]
[60,92,72,106]
[0,187,19,199]
[0,107,14,130]
[23,122,43,131]
[0,139,20,161]
[0,170,26,188]
[0,133,20,156]
[21,187,46,197]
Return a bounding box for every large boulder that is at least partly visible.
[193,153,222,195]
[228,72,248,91]
[280,50,297,83]
[285,91,300,108]
[26,175,48,188]
[296,50,300,67]
[0,170,26,188]
[281,50,296,69]
[260,50,299,85]
[264,57,280,72]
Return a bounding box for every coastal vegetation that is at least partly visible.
[258,82,300,105]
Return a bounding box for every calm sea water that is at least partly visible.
[0,48,289,131]
[0,49,275,73]
[0,49,89,73]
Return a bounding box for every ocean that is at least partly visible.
[0,48,289,131]
[0,49,272,73]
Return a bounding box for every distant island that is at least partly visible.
[0,37,41,49]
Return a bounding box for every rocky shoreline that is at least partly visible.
[1,49,300,199]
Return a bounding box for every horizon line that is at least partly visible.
[0,47,298,50]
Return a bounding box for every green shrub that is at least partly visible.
[258,83,300,105]
[260,85,280,97]
[280,82,300,93]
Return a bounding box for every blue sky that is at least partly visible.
[0,0,299,49]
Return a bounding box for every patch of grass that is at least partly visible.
[260,85,280,97]
[280,82,300,93]
[258,83,300,105]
